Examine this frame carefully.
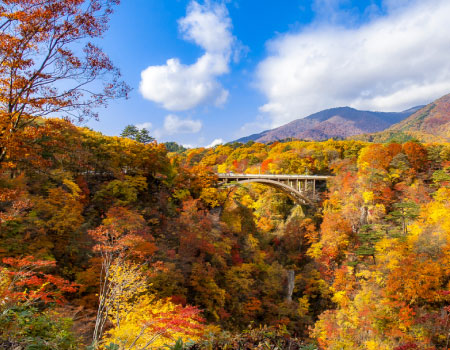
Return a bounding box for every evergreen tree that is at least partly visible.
[120,125,155,144]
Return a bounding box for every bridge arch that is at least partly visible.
[221,178,315,206]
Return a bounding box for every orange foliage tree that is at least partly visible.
[0,0,129,163]
[0,256,78,309]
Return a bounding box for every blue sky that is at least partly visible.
[86,0,450,147]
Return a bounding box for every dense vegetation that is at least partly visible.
[1,118,450,349]
[1,1,450,349]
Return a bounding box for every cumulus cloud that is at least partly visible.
[139,114,202,141]
[178,1,234,54]
[139,1,235,111]
[206,138,224,148]
[163,114,202,134]
[257,0,450,127]
[135,122,152,130]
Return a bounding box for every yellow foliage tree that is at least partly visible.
[100,262,205,350]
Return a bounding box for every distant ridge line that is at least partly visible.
[234,105,425,144]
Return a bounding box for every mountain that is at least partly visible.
[355,94,450,143]
[236,106,423,143]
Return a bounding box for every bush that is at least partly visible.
[186,325,317,350]
[0,306,79,350]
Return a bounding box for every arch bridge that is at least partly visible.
[217,173,331,206]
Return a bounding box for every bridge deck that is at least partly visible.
[217,173,331,180]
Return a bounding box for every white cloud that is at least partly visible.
[311,0,354,24]
[256,0,450,127]
[135,122,152,130]
[206,138,224,148]
[178,1,233,54]
[163,114,202,134]
[142,115,202,141]
[139,1,236,111]
[234,116,272,139]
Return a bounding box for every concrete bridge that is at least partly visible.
[217,173,331,206]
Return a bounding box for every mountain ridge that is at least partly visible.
[353,93,450,143]
[235,105,424,143]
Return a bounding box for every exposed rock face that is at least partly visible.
[286,270,295,302]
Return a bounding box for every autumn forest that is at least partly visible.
[1,1,450,350]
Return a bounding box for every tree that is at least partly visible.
[402,142,428,171]
[354,224,383,265]
[100,262,205,350]
[387,201,420,235]
[88,206,153,346]
[0,0,129,163]
[0,256,78,308]
[164,142,187,153]
[34,180,85,262]
[121,125,155,144]
[0,256,79,347]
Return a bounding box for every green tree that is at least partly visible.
[120,125,155,144]
[387,201,420,235]
[164,142,187,153]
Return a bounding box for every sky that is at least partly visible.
[85,0,450,148]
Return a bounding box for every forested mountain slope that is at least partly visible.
[355,93,450,142]
[236,106,422,143]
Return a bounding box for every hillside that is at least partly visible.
[354,93,450,142]
[2,118,450,349]
[4,0,450,348]
[236,106,422,143]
